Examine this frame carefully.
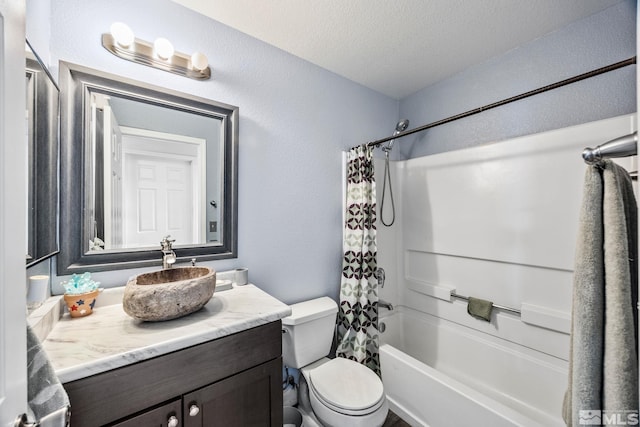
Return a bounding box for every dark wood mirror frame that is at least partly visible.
[57,61,238,275]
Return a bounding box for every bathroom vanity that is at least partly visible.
[30,282,291,426]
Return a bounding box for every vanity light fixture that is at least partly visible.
[110,22,135,48]
[102,22,211,80]
[153,37,174,60]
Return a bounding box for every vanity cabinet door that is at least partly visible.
[109,398,182,427]
[183,357,283,427]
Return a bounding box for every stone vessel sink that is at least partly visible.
[123,267,216,321]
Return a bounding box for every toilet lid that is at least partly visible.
[308,357,384,413]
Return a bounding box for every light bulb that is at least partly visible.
[154,37,174,60]
[110,22,134,48]
[190,52,208,71]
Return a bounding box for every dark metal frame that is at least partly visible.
[57,61,238,275]
[26,40,60,267]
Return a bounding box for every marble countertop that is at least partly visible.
[33,283,291,384]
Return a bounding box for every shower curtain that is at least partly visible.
[336,144,380,375]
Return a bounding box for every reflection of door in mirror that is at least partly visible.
[103,103,123,248]
[90,93,208,250]
[90,93,121,250]
[121,135,203,248]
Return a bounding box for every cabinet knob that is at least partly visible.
[167,415,179,427]
[189,404,200,417]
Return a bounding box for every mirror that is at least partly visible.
[58,62,238,274]
[26,40,60,266]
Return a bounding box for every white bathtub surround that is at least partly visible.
[563,160,638,425]
[337,145,381,374]
[34,283,291,383]
[374,114,638,426]
[380,308,568,426]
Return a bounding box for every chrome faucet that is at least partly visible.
[378,299,394,311]
[160,235,176,269]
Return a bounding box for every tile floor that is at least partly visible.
[383,410,412,427]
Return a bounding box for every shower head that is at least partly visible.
[395,119,410,133]
[383,119,410,152]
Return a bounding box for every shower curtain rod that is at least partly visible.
[365,56,637,149]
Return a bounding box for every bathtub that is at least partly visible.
[379,307,567,427]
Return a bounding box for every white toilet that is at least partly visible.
[282,297,388,427]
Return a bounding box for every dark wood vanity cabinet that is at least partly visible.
[110,399,182,427]
[63,321,283,427]
[183,358,281,426]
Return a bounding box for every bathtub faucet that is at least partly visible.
[378,299,394,311]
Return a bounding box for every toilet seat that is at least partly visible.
[307,357,385,416]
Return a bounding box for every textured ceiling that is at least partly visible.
[172,0,625,99]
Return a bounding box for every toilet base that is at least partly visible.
[297,362,388,427]
[296,373,323,427]
[296,404,323,427]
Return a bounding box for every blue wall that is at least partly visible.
[28,0,636,304]
[396,0,636,159]
[40,0,399,303]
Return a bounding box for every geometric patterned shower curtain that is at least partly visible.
[336,144,380,375]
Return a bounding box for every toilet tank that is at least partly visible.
[282,297,338,368]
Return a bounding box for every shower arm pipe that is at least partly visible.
[582,131,638,166]
[363,56,637,149]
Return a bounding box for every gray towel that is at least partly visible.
[27,325,70,426]
[563,160,638,426]
[601,161,638,415]
[467,297,493,322]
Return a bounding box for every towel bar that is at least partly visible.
[582,132,638,166]
[450,292,521,316]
